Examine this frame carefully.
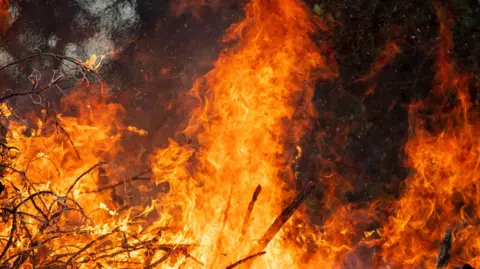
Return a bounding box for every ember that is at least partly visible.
[0,0,478,268]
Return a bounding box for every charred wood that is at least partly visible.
[240,184,262,239]
[435,231,452,268]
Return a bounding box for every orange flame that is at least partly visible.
[376,3,480,268]
[152,0,337,267]
[3,1,478,268]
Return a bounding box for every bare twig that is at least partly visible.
[0,52,103,103]
[0,72,64,102]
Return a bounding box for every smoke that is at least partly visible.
[66,0,139,69]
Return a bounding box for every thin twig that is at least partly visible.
[0,73,64,102]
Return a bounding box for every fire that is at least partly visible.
[0,0,341,267]
[1,0,478,268]
[152,0,337,267]
[83,55,106,72]
[0,86,130,267]
[375,3,480,268]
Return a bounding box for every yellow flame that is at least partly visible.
[84,54,105,71]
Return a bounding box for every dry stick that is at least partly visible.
[180,248,204,267]
[436,231,452,268]
[249,182,315,254]
[225,252,266,269]
[240,185,262,238]
[47,101,81,160]
[0,191,71,261]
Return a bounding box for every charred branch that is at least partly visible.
[225,251,266,269]
[435,231,452,268]
[241,185,261,238]
[246,181,315,264]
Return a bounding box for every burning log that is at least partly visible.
[435,231,452,268]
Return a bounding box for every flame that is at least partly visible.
[0,86,178,268]
[3,0,478,268]
[84,55,106,71]
[376,3,480,268]
[152,0,337,267]
[0,0,341,267]
[0,103,11,118]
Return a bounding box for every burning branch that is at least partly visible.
[240,184,261,239]
[435,231,452,268]
[225,251,266,269]
[249,182,315,254]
